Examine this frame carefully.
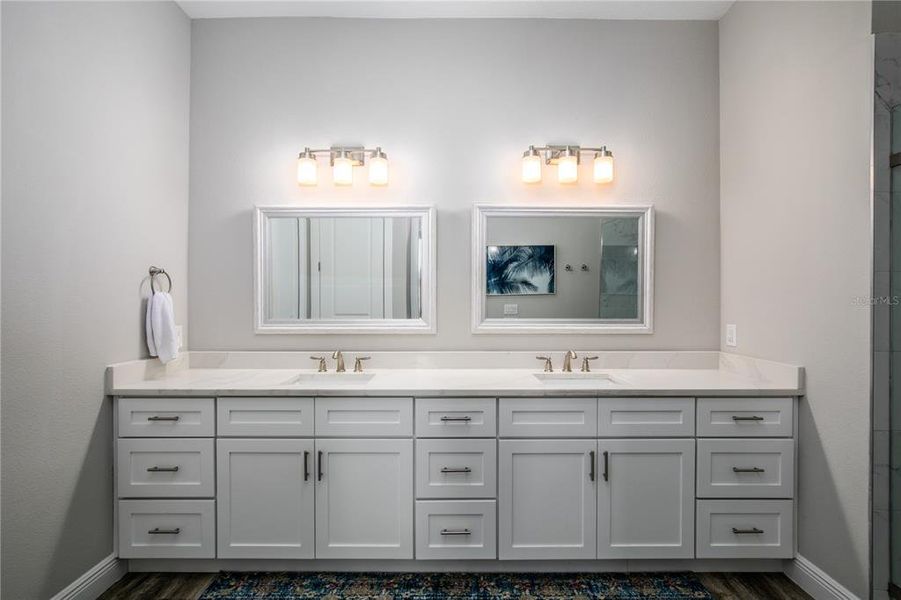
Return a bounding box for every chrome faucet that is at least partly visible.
[536,355,553,372]
[354,356,371,372]
[581,355,599,372]
[562,350,578,373]
[333,350,346,373]
[310,356,327,372]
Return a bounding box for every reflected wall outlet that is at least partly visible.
[725,324,737,347]
[504,304,519,316]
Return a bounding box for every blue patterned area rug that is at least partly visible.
[198,572,714,599]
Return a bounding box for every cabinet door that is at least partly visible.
[498,440,597,559]
[315,438,413,559]
[217,439,315,558]
[597,439,695,559]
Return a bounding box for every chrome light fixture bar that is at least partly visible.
[297,145,389,186]
[521,144,614,185]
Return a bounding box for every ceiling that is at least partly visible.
[176,0,736,21]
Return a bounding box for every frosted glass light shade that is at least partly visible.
[297,156,318,186]
[557,155,578,184]
[333,156,354,185]
[593,153,614,184]
[368,155,389,186]
[521,154,542,183]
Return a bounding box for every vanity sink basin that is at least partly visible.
[285,372,375,385]
[533,372,616,384]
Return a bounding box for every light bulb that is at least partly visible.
[368,148,388,186]
[557,149,579,184]
[521,147,542,183]
[593,149,614,184]
[332,152,354,186]
[296,149,318,186]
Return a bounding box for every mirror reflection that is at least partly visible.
[265,215,423,322]
[485,216,641,321]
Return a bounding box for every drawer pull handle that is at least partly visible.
[589,451,596,482]
[303,451,310,481]
[440,416,472,423]
[148,527,181,535]
[602,450,609,482]
[731,415,764,422]
[317,451,324,481]
[147,415,180,422]
[732,527,764,535]
[440,528,472,536]
[732,467,765,473]
[146,466,180,473]
[440,467,472,474]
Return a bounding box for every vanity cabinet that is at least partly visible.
[315,438,414,559]
[114,394,797,565]
[216,439,315,558]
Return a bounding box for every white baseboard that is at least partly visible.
[784,555,860,600]
[50,553,127,600]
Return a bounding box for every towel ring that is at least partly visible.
[149,266,172,293]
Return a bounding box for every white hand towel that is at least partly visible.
[146,293,158,357]
[149,292,179,364]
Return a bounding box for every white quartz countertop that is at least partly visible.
[107,363,802,398]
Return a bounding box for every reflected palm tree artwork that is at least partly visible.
[486,245,555,295]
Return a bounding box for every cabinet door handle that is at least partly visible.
[147,415,180,422]
[146,466,179,472]
[440,467,472,474]
[732,467,765,473]
[589,451,596,482]
[440,416,472,423]
[303,451,310,481]
[602,451,609,482]
[732,527,764,534]
[317,451,324,481]
[148,527,181,535]
[731,415,764,422]
[440,529,472,536]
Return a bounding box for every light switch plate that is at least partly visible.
[725,323,737,347]
[504,304,519,316]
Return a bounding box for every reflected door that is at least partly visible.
[311,218,387,319]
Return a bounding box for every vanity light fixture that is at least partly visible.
[295,145,389,187]
[520,144,615,185]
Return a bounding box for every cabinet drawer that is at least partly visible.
[118,499,215,559]
[117,439,214,498]
[697,398,793,437]
[218,397,314,437]
[415,398,496,437]
[117,398,214,437]
[598,398,695,437]
[499,398,597,437]
[697,439,794,499]
[315,397,412,437]
[416,439,496,499]
[696,500,793,559]
[415,500,497,559]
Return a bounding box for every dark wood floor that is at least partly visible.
[98,571,811,600]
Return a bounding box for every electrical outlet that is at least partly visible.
[175,325,184,350]
[504,304,519,316]
[725,324,737,347]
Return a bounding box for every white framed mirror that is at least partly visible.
[471,204,654,334]
[254,206,436,334]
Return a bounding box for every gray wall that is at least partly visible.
[719,2,872,596]
[1,2,190,597]
[189,17,720,350]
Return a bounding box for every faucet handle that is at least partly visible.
[310,356,327,372]
[536,356,553,372]
[581,356,599,372]
[354,356,372,373]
